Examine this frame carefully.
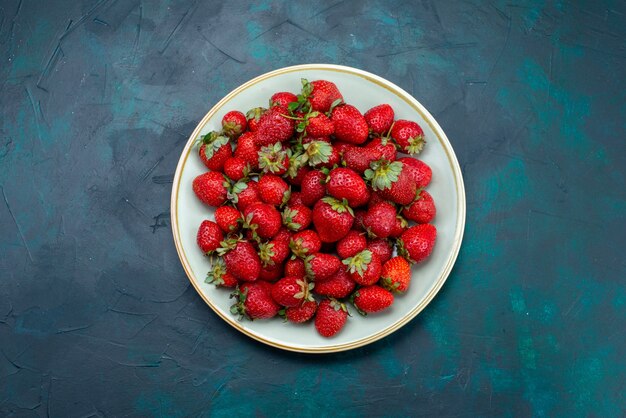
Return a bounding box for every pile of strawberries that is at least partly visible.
[192,78,436,338]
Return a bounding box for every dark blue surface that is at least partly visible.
[1,0,625,416]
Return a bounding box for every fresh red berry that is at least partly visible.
[397,157,432,188]
[314,268,355,299]
[300,170,327,207]
[402,189,436,224]
[398,224,437,264]
[343,249,382,286]
[315,298,348,337]
[214,206,242,233]
[366,160,417,206]
[193,172,228,207]
[222,111,247,139]
[231,282,280,319]
[270,91,298,108]
[271,276,314,307]
[258,238,290,267]
[234,132,260,170]
[364,104,394,135]
[282,204,312,232]
[366,137,397,161]
[342,146,382,175]
[258,142,290,175]
[218,239,262,282]
[353,285,394,314]
[284,300,317,323]
[246,107,266,132]
[367,238,393,264]
[391,120,425,154]
[243,202,282,239]
[306,113,334,137]
[255,105,295,146]
[196,220,223,254]
[205,258,238,288]
[336,230,367,259]
[305,253,341,281]
[258,263,284,282]
[363,201,397,239]
[223,157,249,181]
[331,104,369,145]
[198,132,232,172]
[284,258,306,277]
[289,230,322,259]
[381,256,411,293]
[230,179,261,211]
[312,197,354,243]
[309,80,343,113]
[326,167,369,208]
[258,174,290,207]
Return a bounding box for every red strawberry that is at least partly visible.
[282,204,312,232]
[353,286,394,314]
[196,220,224,254]
[398,224,437,264]
[300,170,327,207]
[285,159,311,186]
[258,174,290,207]
[218,238,262,282]
[313,268,355,299]
[334,141,354,154]
[234,132,260,170]
[287,191,304,206]
[397,157,432,188]
[205,258,238,288]
[214,206,242,233]
[223,157,249,181]
[306,113,334,137]
[309,80,343,113]
[258,238,290,267]
[363,201,397,239]
[222,111,247,139]
[343,249,382,286]
[402,189,436,224]
[336,230,367,259]
[284,300,317,323]
[312,197,354,243]
[246,107,266,132]
[230,179,261,212]
[284,258,306,277]
[316,145,341,170]
[342,146,382,174]
[243,202,282,239]
[231,282,279,319]
[273,226,292,243]
[271,276,314,307]
[198,132,232,172]
[255,105,295,146]
[366,160,417,205]
[270,91,298,108]
[258,142,290,175]
[381,256,411,293]
[391,120,425,154]
[389,215,408,238]
[364,104,394,135]
[305,253,341,281]
[259,262,284,282]
[352,209,367,231]
[366,137,397,161]
[193,172,228,207]
[315,298,348,337]
[326,167,369,208]
[331,104,369,145]
[289,230,322,259]
[367,238,393,263]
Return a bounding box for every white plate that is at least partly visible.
[171,64,465,353]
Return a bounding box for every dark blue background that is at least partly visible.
[1,0,625,416]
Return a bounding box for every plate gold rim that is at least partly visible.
[170,64,466,353]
